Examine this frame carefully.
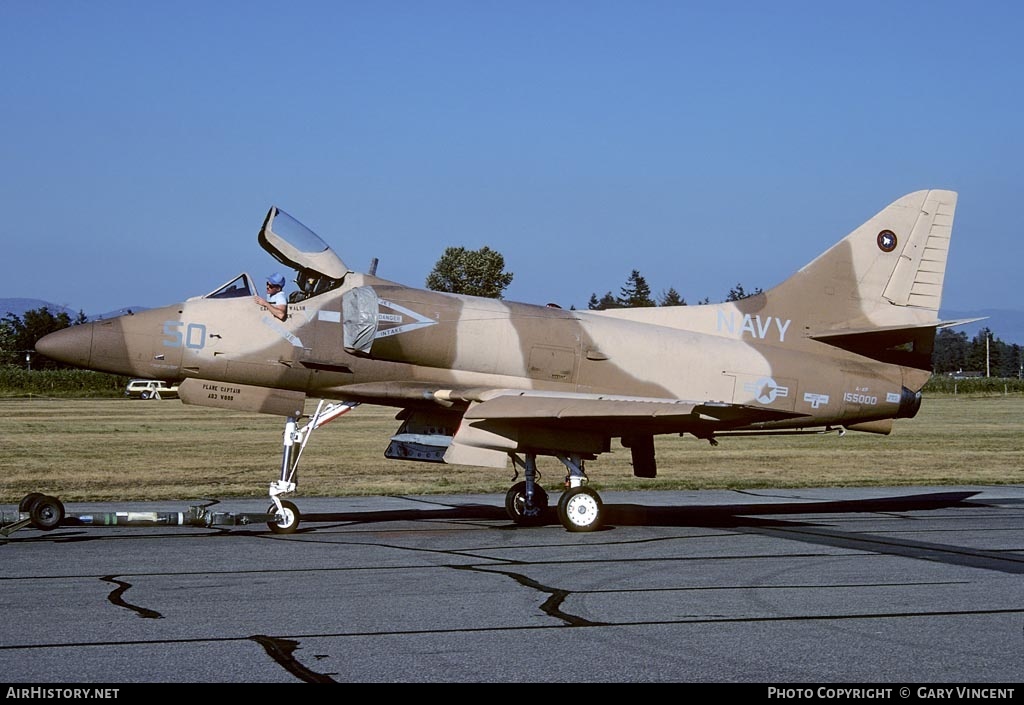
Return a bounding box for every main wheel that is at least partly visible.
[557,486,603,532]
[267,500,300,534]
[504,481,549,526]
[140,391,150,399]
[19,492,45,513]
[29,495,65,531]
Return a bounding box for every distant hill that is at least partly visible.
[0,298,148,322]
[1,298,77,319]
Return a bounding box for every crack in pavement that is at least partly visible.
[250,634,338,683]
[100,576,163,619]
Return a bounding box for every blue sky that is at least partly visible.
[3,1,1022,316]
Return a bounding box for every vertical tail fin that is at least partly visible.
[768,189,958,333]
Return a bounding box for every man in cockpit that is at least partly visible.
[255,272,288,321]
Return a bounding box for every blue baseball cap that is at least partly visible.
[267,273,286,287]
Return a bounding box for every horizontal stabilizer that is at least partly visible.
[936,316,989,329]
[810,317,987,369]
[811,317,987,341]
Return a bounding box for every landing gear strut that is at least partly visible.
[266,400,359,533]
[555,453,603,532]
[505,454,549,526]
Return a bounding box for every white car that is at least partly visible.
[125,379,179,400]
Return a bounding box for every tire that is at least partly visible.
[504,481,549,526]
[29,495,65,531]
[267,500,300,534]
[19,492,45,513]
[140,391,150,400]
[557,486,603,532]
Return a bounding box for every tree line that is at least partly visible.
[932,327,1022,378]
[0,307,86,370]
[585,271,763,310]
[425,245,763,308]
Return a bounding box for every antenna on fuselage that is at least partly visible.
[368,257,379,276]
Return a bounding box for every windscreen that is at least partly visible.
[205,273,256,299]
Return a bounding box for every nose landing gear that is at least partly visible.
[265,400,360,534]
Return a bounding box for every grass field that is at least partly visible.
[1,394,1022,504]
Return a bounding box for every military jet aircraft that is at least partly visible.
[36,189,968,533]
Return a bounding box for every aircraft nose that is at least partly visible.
[35,324,95,368]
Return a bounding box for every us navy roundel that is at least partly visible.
[877,230,897,252]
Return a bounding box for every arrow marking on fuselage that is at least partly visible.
[261,316,303,347]
[374,299,438,338]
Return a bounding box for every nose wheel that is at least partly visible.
[267,500,300,534]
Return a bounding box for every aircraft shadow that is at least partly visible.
[297,490,984,531]
[298,489,1024,573]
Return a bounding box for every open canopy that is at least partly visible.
[258,206,349,281]
[197,207,352,303]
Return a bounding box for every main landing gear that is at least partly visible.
[504,452,604,532]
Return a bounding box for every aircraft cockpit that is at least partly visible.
[195,207,351,304]
[290,267,339,302]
